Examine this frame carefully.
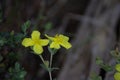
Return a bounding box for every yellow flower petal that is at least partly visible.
[114,72,120,80]
[60,41,72,49]
[50,42,60,49]
[22,38,34,47]
[33,44,43,54]
[115,64,120,72]
[45,34,54,40]
[59,35,69,41]
[31,31,40,40]
[40,39,49,46]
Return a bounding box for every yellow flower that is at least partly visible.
[45,34,72,49]
[115,64,120,72]
[114,72,120,80]
[22,30,49,54]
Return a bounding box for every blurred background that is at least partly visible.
[0,0,120,80]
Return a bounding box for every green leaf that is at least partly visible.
[96,57,113,72]
[44,22,53,30]
[22,20,31,33]
[19,71,27,78]
[101,64,113,72]
[14,33,24,43]
[48,47,58,55]
[110,50,120,57]
[90,73,102,80]
[40,64,49,71]
[96,57,103,65]
[49,67,59,72]
[15,62,20,71]
[8,62,26,80]
[0,37,6,46]
[44,60,49,67]
[110,50,120,63]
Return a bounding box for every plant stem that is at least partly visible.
[49,54,53,80]
[39,55,53,80]
[50,54,53,68]
[49,71,52,80]
[39,55,46,65]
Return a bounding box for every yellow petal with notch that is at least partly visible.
[22,38,34,47]
[33,44,43,54]
[60,41,72,49]
[31,30,40,40]
[40,39,49,46]
[59,35,69,41]
[50,42,60,49]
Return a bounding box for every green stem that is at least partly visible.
[39,55,46,65]
[49,71,52,80]
[49,54,53,80]
[39,55,53,80]
[50,54,53,68]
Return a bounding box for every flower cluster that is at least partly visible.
[22,30,72,54]
[114,64,120,80]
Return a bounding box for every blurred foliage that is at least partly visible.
[0,20,30,80]
[110,48,120,63]
[90,73,102,80]
[96,57,113,72]
[0,20,30,48]
[8,62,26,80]
[91,48,120,80]
[44,22,53,31]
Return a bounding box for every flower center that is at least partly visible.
[33,39,40,45]
[54,36,62,43]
